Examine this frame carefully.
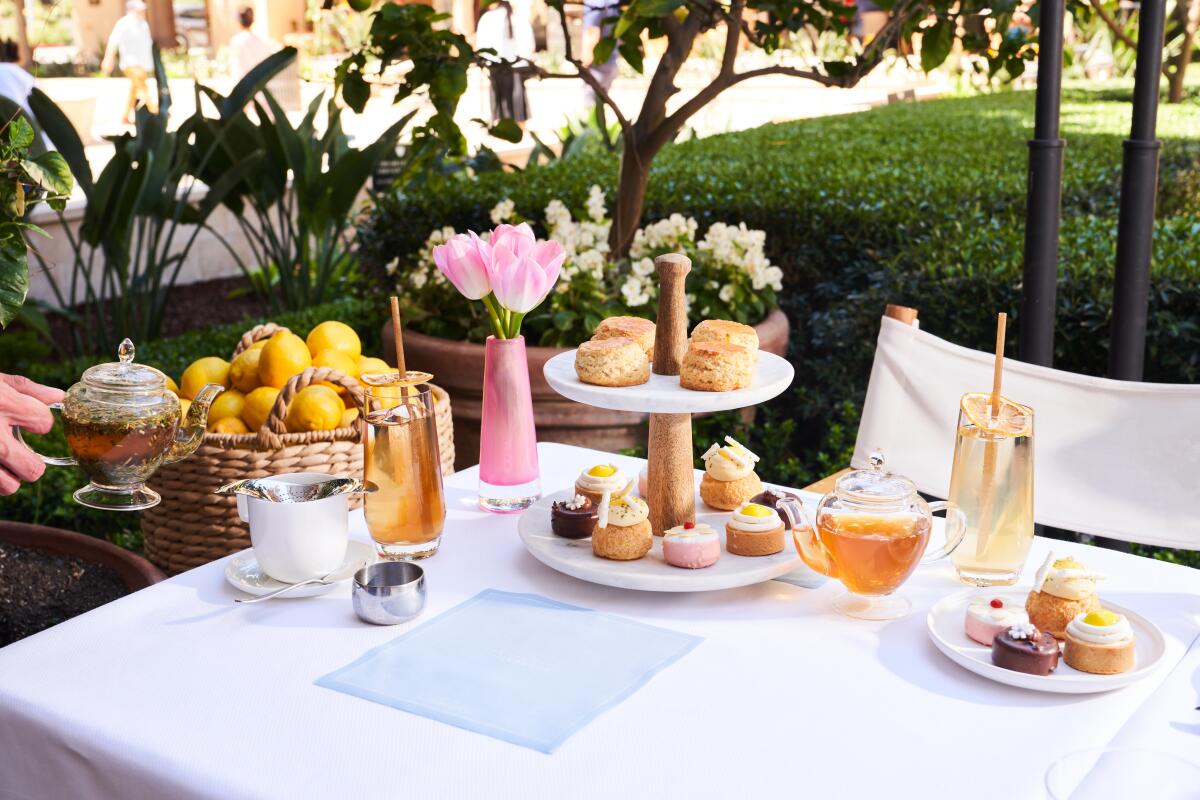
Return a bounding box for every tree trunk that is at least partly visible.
[610,140,651,258]
[14,0,33,70]
[1167,0,1200,102]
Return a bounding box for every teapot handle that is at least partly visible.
[922,501,967,563]
[13,403,77,466]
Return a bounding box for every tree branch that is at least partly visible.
[1085,0,1137,49]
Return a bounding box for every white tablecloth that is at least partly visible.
[1,443,1197,800]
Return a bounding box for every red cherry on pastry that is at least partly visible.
[684,521,695,529]
[989,598,1003,609]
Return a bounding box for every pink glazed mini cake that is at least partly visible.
[965,597,1030,646]
[662,522,721,569]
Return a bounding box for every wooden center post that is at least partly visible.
[647,253,695,535]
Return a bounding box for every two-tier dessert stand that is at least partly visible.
[517,254,801,591]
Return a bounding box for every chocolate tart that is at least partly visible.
[749,488,801,512]
[991,625,1060,676]
[551,496,599,540]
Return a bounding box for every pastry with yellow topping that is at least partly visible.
[574,463,630,506]
[592,495,653,561]
[725,502,786,556]
[1062,609,1136,674]
[1025,553,1103,639]
[699,437,763,510]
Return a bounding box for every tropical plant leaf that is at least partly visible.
[0,236,29,328]
[220,47,298,119]
[23,152,73,197]
[29,88,93,199]
[920,18,955,72]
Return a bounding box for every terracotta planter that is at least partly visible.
[386,309,791,469]
[0,521,166,592]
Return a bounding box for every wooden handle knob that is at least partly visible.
[653,253,692,376]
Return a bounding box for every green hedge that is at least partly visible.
[2,297,388,547]
[361,83,1200,566]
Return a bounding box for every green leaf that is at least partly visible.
[489,118,523,143]
[23,152,73,196]
[920,18,954,72]
[0,237,29,328]
[8,116,34,149]
[29,88,93,199]
[341,70,371,114]
[220,47,298,119]
[633,0,684,17]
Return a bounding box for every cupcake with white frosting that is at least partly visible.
[592,495,653,561]
[1062,609,1136,674]
[698,437,763,511]
[725,502,785,556]
[575,464,629,506]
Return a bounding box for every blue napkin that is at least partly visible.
[316,589,703,753]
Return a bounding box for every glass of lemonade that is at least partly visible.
[363,380,447,560]
[948,392,1034,586]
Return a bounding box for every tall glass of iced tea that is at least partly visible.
[777,451,966,620]
[363,381,446,560]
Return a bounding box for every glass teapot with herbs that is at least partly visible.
[16,339,221,510]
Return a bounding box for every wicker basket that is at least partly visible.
[142,324,455,575]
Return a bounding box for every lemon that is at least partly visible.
[339,407,360,428]
[210,416,250,435]
[356,356,391,383]
[242,386,281,432]
[178,397,191,419]
[286,385,343,433]
[258,331,312,389]
[163,375,180,395]
[959,392,1032,437]
[208,389,246,425]
[312,348,359,395]
[248,339,268,351]
[229,348,263,393]
[306,321,361,359]
[180,357,231,400]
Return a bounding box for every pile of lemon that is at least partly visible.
[170,321,391,435]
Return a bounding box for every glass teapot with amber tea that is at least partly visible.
[16,339,221,511]
[776,451,967,621]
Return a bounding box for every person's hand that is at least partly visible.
[0,374,66,496]
[101,56,115,76]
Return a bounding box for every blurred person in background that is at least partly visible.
[101,0,157,125]
[475,0,536,131]
[0,40,35,120]
[228,6,274,81]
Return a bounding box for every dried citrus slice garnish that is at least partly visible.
[359,370,433,388]
[960,392,1032,437]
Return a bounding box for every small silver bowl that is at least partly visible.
[352,562,426,625]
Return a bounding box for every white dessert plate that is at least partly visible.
[225,541,376,598]
[542,349,795,414]
[517,487,801,592]
[927,588,1167,694]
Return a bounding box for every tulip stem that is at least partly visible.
[481,294,507,339]
[508,312,526,339]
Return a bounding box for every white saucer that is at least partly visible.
[225,541,376,598]
[927,588,1167,694]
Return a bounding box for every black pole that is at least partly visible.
[1019,0,1067,368]
[1109,0,1167,381]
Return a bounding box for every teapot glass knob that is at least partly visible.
[868,449,885,471]
[118,338,136,364]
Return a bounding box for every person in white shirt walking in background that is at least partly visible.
[475,0,536,132]
[0,40,35,119]
[228,6,274,81]
[101,0,158,125]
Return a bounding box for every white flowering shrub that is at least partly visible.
[396,185,782,346]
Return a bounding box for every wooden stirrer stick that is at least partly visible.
[390,296,407,377]
[990,312,1006,418]
[976,312,1007,559]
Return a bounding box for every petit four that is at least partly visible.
[574,464,629,506]
[1025,553,1103,639]
[575,337,650,387]
[593,316,656,359]
[551,494,598,540]
[662,522,721,569]
[749,488,801,512]
[699,437,763,511]
[991,623,1059,676]
[1062,609,1136,674]
[965,597,1030,646]
[725,502,786,556]
[592,495,653,561]
[637,466,648,498]
[680,341,754,392]
[690,319,759,353]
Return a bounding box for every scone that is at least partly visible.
[680,341,754,391]
[593,316,655,359]
[575,337,650,387]
[698,437,762,511]
[1025,553,1102,639]
[1062,609,1136,674]
[725,502,786,556]
[592,495,652,561]
[691,319,759,352]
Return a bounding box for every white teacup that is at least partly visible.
[237,473,350,584]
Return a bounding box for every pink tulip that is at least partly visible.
[488,223,537,259]
[488,239,565,314]
[432,232,492,300]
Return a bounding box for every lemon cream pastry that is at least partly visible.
[592,495,653,561]
[574,337,650,387]
[662,522,721,569]
[725,502,786,556]
[593,316,655,359]
[699,437,763,511]
[574,464,629,506]
[680,341,755,392]
[690,319,759,353]
[1063,609,1136,674]
[1025,553,1103,639]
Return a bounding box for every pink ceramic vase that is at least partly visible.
[478,336,540,512]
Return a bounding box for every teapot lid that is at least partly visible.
[80,339,167,393]
[835,450,916,503]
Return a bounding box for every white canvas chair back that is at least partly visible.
[852,312,1200,550]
